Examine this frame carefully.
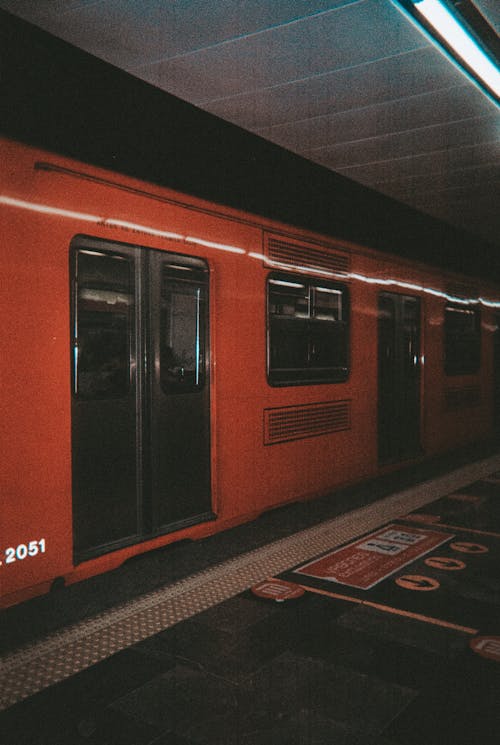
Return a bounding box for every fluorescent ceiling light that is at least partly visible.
[410,0,500,98]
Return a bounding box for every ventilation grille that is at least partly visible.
[264,400,351,445]
[445,386,481,411]
[265,234,350,275]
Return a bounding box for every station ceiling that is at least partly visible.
[1,0,499,249]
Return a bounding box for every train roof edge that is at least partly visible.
[1,9,498,282]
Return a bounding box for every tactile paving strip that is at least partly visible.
[1,453,500,710]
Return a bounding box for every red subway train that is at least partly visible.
[1,134,500,609]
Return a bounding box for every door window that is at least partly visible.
[444,303,481,375]
[160,266,207,393]
[74,250,134,399]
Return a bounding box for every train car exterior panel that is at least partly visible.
[1,137,499,608]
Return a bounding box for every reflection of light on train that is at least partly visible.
[2,195,499,308]
[1,137,500,610]
[0,194,102,222]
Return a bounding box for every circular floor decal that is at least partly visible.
[470,636,500,662]
[395,574,440,591]
[424,556,466,571]
[450,541,489,554]
[251,578,305,601]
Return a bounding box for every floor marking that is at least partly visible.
[293,524,452,590]
[450,541,489,554]
[294,583,478,635]
[1,452,499,710]
[424,556,466,571]
[400,519,500,539]
[470,636,500,662]
[395,574,440,591]
[251,578,305,601]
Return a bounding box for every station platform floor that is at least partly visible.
[1,445,500,744]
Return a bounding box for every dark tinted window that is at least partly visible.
[160,265,207,393]
[444,303,481,375]
[268,274,349,385]
[74,250,133,399]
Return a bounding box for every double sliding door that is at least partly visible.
[71,238,212,560]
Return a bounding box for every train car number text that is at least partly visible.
[2,539,46,566]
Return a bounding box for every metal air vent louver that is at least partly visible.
[264,400,351,445]
[265,234,350,275]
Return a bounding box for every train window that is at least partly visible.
[268,274,349,385]
[160,265,207,393]
[74,250,134,399]
[444,303,481,375]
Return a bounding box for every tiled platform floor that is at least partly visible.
[1,447,500,744]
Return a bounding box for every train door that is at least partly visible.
[378,292,421,463]
[71,238,212,561]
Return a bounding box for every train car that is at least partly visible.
[1,134,500,609]
[1,10,500,609]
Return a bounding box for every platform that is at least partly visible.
[1,449,500,744]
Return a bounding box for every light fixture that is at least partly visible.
[398,0,500,102]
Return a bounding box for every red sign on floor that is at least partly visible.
[294,524,453,590]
